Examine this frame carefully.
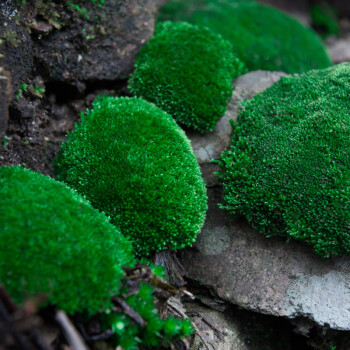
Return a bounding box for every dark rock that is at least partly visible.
[35,0,157,89]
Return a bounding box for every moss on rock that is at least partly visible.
[218,63,350,257]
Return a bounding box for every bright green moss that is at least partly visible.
[0,166,134,314]
[158,0,332,74]
[217,63,350,258]
[128,21,245,133]
[55,96,207,256]
[104,282,193,349]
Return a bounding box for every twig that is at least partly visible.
[167,301,213,350]
[55,310,90,350]
[111,296,145,327]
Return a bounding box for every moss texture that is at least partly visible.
[158,0,332,74]
[0,166,134,314]
[128,21,245,133]
[55,96,207,256]
[217,63,350,258]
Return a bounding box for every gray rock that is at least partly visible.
[327,37,350,64]
[179,186,350,331]
[186,303,248,350]
[187,70,288,186]
[184,70,350,330]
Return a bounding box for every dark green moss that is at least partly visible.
[217,63,350,257]
[158,0,332,74]
[0,166,134,314]
[55,96,207,256]
[129,21,245,133]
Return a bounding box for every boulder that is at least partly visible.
[181,70,350,331]
[35,0,157,90]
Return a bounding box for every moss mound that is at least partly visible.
[55,96,207,256]
[158,0,332,74]
[128,21,245,133]
[217,63,350,257]
[0,166,134,314]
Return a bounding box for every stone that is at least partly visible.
[186,303,248,350]
[179,186,350,331]
[326,37,350,64]
[186,70,288,186]
[35,0,157,89]
[182,69,350,331]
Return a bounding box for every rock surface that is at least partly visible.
[327,36,350,64]
[35,0,156,89]
[182,70,350,331]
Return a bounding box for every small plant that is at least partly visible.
[129,21,245,133]
[158,0,332,74]
[55,96,207,256]
[103,281,193,349]
[217,63,350,258]
[15,83,28,98]
[0,166,134,315]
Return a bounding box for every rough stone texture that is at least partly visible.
[327,37,350,64]
[0,3,33,93]
[186,303,249,350]
[35,0,156,89]
[179,183,350,331]
[186,71,287,186]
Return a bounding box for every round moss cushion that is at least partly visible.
[129,21,245,133]
[218,63,350,257]
[158,0,332,74]
[0,166,134,315]
[55,96,208,256]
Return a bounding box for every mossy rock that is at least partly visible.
[0,166,134,314]
[158,0,332,74]
[129,21,245,133]
[217,63,350,257]
[55,96,207,256]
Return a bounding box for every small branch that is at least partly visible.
[55,310,90,350]
[111,296,145,327]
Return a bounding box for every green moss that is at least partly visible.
[311,2,340,38]
[217,63,350,258]
[0,166,134,315]
[55,96,207,256]
[158,0,332,74]
[128,21,245,133]
[104,282,193,349]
